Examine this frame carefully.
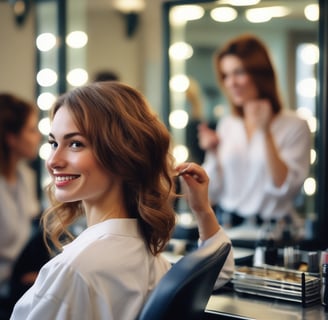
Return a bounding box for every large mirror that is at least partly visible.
[162,0,328,248]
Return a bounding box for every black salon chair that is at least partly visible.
[137,242,231,320]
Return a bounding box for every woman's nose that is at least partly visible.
[47,148,66,170]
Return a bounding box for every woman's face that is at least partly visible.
[219,54,259,107]
[46,105,115,204]
[8,112,41,160]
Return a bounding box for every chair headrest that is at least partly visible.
[137,242,231,320]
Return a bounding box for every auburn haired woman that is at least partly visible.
[198,34,311,236]
[11,82,234,320]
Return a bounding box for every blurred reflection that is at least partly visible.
[198,35,311,244]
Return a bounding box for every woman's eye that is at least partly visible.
[70,141,84,148]
[48,140,58,150]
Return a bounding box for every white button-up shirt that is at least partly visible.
[203,111,311,220]
[11,219,233,320]
[0,162,40,290]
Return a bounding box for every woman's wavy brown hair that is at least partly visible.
[214,34,283,117]
[42,81,177,255]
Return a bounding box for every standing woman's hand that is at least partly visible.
[244,99,274,132]
[175,162,220,241]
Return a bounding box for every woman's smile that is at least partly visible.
[54,174,81,187]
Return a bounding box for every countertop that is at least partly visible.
[206,289,328,320]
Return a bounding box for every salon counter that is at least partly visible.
[205,289,328,320]
[204,246,327,320]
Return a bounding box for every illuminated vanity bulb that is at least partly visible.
[169,42,193,60]
[37,92,56,111]
[170,5,204,25]
[39,143,51,161]
[299,43,319,65]
[296,78,317,98]
[38,117,51,136]
[67,68,88,87]
[66,31,88,48]
[304,4,319,22]
[169,110,189,129]
[211,7,237,22]
[311,149,317,165]
[173,145,189,163]
[303,177,316,196]
[217,0,260,5]
[37,68,58,87]
[170,75,190,92]
[36,33,57,52]
[246,6,290,23]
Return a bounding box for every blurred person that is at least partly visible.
[198,34,311,237]
[0,93,49,312]
[93,70,120,82]
[11,82,234,320]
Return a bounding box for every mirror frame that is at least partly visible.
[162,0,328,248]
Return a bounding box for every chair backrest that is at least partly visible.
[137,242,231,320]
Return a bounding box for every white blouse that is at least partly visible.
[203,111,311,220]
[0,162,40,290]
[10,219,234,320]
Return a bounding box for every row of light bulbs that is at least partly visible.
[36,30,89,167]
[170,2,319,25]
[168,42,319,131]
[36,31,89,88]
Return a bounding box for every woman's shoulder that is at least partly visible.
[277,110,306,123]
[274,110,308,128]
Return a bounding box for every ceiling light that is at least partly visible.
[112,0,145,13]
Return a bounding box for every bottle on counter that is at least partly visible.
[253,220,278,267]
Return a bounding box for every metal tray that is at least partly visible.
[232,265,321,306]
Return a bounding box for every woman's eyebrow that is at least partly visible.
[48,132,83,140]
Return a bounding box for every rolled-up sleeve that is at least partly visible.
[198,228,234,290]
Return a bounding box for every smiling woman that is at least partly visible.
[9,81,234,320]
[199,34,311,236]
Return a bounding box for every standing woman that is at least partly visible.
[0,94,42,297]
[198,34,311,234]
[10,82,234,320]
